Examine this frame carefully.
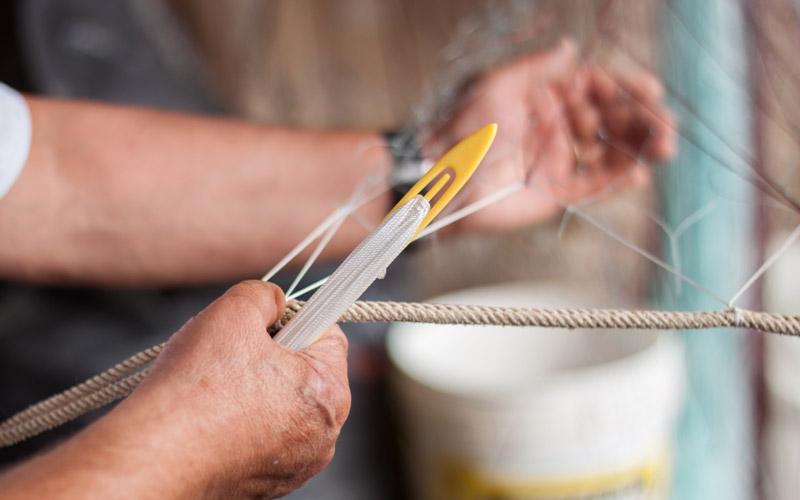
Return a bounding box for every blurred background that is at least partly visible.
[1,0,800,498]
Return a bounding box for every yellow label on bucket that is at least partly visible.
[435,449,669,500]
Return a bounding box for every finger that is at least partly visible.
[503,38,579,103]
[218,280,286,328]
[641,107,678,162]
[301,325,351,426]
[574,141,607,174]
[304,325,349,366]
[534,37,580,82]
[569,103,602,143]
[574,138,633,179]
[565,66,590,103]
[602,100,634,140]
[589,68,620,104]
[594,70,677,163]
[618,72,665,103]
[526,98,575,183]
[616,98,677,163]
[140,281,285,389]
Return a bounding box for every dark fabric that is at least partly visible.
[0,2,32,92]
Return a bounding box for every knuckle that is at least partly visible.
[294,360,351,431]
[325,325,349,351]
[638,73,664,101]
[220,291,265,322]
[317,444,337,471]
[223,280,285,324]
[236,280,283,306]
[476,68,513,97]
[231,279,267,296]
[264,281,286,312]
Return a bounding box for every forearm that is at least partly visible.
[0,391,223,499]
[0,97,392,286]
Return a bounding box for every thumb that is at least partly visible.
[214,280,286,329]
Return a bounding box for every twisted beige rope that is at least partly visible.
[0,371,149,447]
[0,345,164,431]
[2,300,798,446]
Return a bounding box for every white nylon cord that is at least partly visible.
[274,196,430,351]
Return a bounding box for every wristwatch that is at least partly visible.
[384,130,434,205]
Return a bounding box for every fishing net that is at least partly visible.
[6,0,800,498]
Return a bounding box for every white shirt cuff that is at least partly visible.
[0,82,32,200]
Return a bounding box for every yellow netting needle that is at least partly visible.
[386,123,497,238]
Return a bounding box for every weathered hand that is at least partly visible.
[108,281,351,499]
[428,38,677,232]
[0,281,350,499]
[140,281,350,498]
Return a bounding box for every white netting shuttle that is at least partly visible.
[273,196,430,351]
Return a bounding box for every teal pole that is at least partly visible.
[660,0,756,499]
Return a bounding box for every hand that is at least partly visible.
[127,280,351,498]
[427,38,677,232]
[1,281,351,500]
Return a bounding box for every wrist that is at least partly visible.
[0,399,213,499]
[384,130,434,205]
[104,371,294,499]
[98,379,246,498]
[86,402,212,498]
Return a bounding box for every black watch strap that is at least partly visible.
[384,130,431,205]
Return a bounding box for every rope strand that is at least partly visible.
[2,301,798,447]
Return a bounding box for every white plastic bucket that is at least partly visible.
[765,335,800,500]
[387,282,685,500]
[763,233,800,500]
